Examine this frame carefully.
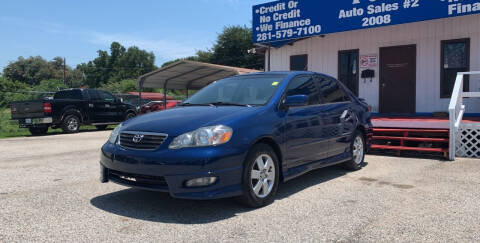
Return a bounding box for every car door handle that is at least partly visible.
[340,110,353,122]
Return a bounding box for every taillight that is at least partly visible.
[44,103,52,114]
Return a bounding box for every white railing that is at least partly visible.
[448,71,480,161]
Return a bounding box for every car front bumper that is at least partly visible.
[100,142,247,200]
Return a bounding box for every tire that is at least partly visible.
[95,125,108,130]
[61,114,81,133]
[238,143,280,208]
[28,127,49,136]
[125,112,136,121]
[343,130,366,171]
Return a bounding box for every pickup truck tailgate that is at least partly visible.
[11,101,45,119]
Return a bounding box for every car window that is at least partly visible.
[54,90,83,100]
[285,75,320,106]
[99,91,116,102]
[317,76,350,103]
[87,90,101,101]
[184,74,287,106]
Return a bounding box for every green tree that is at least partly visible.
[100,79,137,94]
[3,56,51,85]
[35,79,68,92]
[0,77,32,107]
[211,25,263,69]
[161,50,214,68]
[77,42,156,88]
[2,56,79,86]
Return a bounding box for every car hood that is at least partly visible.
[121,106,262,136]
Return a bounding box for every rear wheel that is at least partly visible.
[28,127,48,136]
[343,131,365,171]
[238,144,279,208]
[61,115,80,133]
[95,125,108,130]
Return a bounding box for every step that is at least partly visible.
[371,144,448,153]
[372,136,449,143]
[373,128,449,133]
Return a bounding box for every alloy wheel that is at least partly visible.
[67,117,79,131]
[250,154,276,198]
[353,136,364,164]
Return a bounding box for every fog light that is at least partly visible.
[185,177,217,187]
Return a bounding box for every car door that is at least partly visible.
[284,75,330,169]
[316,75,356,157]
[85,89,103,122]
[97,91,121,122]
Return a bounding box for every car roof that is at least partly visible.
[241,71,314,76]
[232,71,335,79]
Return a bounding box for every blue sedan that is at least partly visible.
[100,72,373,207]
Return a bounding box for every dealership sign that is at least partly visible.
[253,0,480,44]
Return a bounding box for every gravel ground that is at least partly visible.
[0,131,479,242]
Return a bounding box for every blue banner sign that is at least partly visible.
[252,0,480,44]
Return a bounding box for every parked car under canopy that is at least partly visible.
[137,60,259,108]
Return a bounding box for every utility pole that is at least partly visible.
[63,57,67,87]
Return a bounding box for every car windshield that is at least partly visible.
[183,74,286,106]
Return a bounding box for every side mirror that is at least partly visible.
[284,95,309,107]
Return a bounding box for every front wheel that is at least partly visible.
[238,144,280,208]
[343,131,365,171]
[125,112,136,121]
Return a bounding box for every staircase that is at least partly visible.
[371,128,449,158]
[369,71,480,160]
[448,71,480,160]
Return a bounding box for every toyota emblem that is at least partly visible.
[132,134,144,143]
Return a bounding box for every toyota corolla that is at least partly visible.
[100,72,372,207]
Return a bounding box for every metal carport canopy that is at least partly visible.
[137,60,259,90]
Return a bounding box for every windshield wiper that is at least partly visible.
[207,102,252,107]
[178,102,212,107]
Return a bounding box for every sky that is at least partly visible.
[0,0,271,69]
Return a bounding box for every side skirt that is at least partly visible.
[282,152,352,182]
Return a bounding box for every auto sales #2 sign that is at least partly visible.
[252,0,480,44]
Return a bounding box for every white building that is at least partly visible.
[257,5,480,116]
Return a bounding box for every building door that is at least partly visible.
[338,49,359,96]
[380,45,416,114]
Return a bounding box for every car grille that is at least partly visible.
[119,131,168,150]
[108,169,168,189]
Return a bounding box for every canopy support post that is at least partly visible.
[163,81,168,110]
[138,78,144,111]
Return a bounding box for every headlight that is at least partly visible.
[108,124,122,144]
[169,125,233,149]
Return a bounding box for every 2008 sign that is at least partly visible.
[362,14,392,27]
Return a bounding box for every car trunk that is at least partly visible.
[10,101,45,119]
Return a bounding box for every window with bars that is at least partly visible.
[441,38,470,98]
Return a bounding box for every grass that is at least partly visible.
[0,108,113,139]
